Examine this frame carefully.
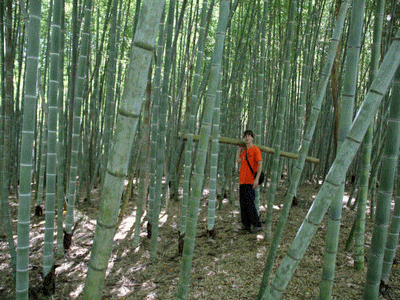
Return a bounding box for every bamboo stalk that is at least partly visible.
[179,133,320,164]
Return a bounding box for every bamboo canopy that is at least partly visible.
[179,133,320,164]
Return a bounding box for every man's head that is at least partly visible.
[243,130,255,147]
[243,130,254,139]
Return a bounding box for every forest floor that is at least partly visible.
[1,179,399,299]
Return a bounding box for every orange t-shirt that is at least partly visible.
[239,145,262,185]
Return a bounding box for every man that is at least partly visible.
[236,130,263,233]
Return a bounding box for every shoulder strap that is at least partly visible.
[245,150,256,176]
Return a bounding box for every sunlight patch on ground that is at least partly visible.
[111,276,136,297]
[231,209,240,216]
[57,261,74,273]
[115,214,136,241]
[120,248,130,258]
[144,291,157,300]
[203,265,217,276]
[342,193,350,204]
[70,283,84,299]
[65,260,87,279]
[346,253,355,267]
[257,246,267,259]
[105,253,117,277]
[159,211,168,226]
[141,279,156,291]
[129,263,146,273]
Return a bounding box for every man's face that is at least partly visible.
[243,134,254,144]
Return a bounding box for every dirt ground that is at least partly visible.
[1,180,399,299]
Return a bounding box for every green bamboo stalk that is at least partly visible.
[42,0,62,280]
[258,1,351,297]
[207,75,221,232]
[176,2,229,298]
[56,2,66,257]
[363,63,400,298]
[380,66,400,284]
[352,0,385,270]
[253,0,269,215]
[265,0,297,239]
[1,0,17,275]
[150,0,176,261]
[65,0,92,238]
[82,1,165,298]
[36,115,47,209]
[16,0,42,298]
[147,6,164,243]
[291,1,313,178]
[352,126,372,268]
[261,28,400,300]
[133,77,151,247]
[320,1,365,297]
[180,0,209,235]
[102,0,119,174]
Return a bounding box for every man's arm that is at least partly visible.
[253,160,263,189]
[236,148,243,163]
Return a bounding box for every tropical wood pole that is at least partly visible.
[380,66,400,284]
[179,0,209,238]
[207,76,221,234]
[132,77,152,247]
[320,0,365,297]
[56,5,66,257]
[176,1,229,298]
[260,28,400,300]
[164,0,189,203]
[150,0,175,261]
[254,0,268,215]
[82,1,166,298]
[264,0,297,239]
[147,7,165,242]
[1,0,19,281]
[350,0,385,270]
[289,1,312,178]
[65,0,92,247]
[179,134,320,164]
[257,1,351,297]
[364,64,400,298]
[16,0,42,298]
[35,119,47,211]
[101,0,119,178]
[256,0,268,150]
[42,0,62,286]
[2,0,15,214]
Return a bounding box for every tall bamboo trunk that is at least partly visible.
[16,0,42,298]
[82,1,165,298]
[261,28,400,299]
[176,2,229,298]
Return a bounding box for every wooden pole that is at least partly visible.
[179,133,320,164]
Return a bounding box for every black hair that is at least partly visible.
[243,130,254,138]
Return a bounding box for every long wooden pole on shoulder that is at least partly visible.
[179,133,320,164]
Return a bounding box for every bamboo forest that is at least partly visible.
[1,0,400,299]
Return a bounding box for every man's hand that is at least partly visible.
[252,178,259,189]
[253,161,262,189]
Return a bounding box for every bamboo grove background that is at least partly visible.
[1,0,400,299]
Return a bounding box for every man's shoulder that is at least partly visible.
[251,145,262,160]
